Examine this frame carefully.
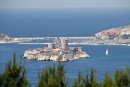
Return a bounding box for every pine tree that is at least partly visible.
[114,67,130,87]
[0,52,30,87]
[1,53,130,87]
[103,71,117,87]
[38,63,68,87]
[72,68,100,87]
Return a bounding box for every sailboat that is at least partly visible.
[105,49,109,55]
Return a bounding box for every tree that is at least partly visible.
[1,52,130,87]
[114,67,130,87]
[103,72,117,87]
[0,52,30,87]
[72,68,100,87]
[0,75,3,87]
[38,63,68,87]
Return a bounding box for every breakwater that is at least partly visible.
[13,36,130,46]
[1,36,130,46]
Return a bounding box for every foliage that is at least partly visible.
[0,53,130,87]
[0,52,30,87]
[72,67,130,87]
[72,69,101,87]
[103,72,117,87]
[38,63,68,87]
[0,75,3,87]
[115,67,130,87]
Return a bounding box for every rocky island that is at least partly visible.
[24,39,89,61]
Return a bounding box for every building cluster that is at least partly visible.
[24,39,89,61]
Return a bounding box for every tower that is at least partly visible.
[61,39,68,50]
[48,43,54,49]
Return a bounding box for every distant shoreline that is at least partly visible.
[0,36,129,46]
[1,25,130,46]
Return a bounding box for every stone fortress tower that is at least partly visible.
[48,43,55,49]
[53,39,68,50]
[61,39,68,50]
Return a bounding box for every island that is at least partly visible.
[23,39,90,61]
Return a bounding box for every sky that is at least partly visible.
[0,0,130,8]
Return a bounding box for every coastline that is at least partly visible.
[1,25,130,46]
[0,36,130,46]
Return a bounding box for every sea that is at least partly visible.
[0,8,130,86]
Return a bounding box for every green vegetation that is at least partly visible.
[0,53,130,87]
[72,69,100,87]
[0,52,30,87]
[38,63,68,87]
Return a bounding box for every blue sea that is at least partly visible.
[0,8,130,86]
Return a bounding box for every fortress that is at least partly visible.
[23,39,89,61]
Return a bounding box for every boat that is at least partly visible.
[105,49,109,55]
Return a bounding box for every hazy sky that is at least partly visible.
[0,0,130,8]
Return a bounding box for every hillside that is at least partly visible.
[95,25,130,39]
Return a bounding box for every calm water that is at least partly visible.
[0,8,130,86]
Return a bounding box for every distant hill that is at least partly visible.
[95,25,130,39]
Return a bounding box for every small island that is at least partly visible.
[23,39,89,61]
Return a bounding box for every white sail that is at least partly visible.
[105,49,109,55]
